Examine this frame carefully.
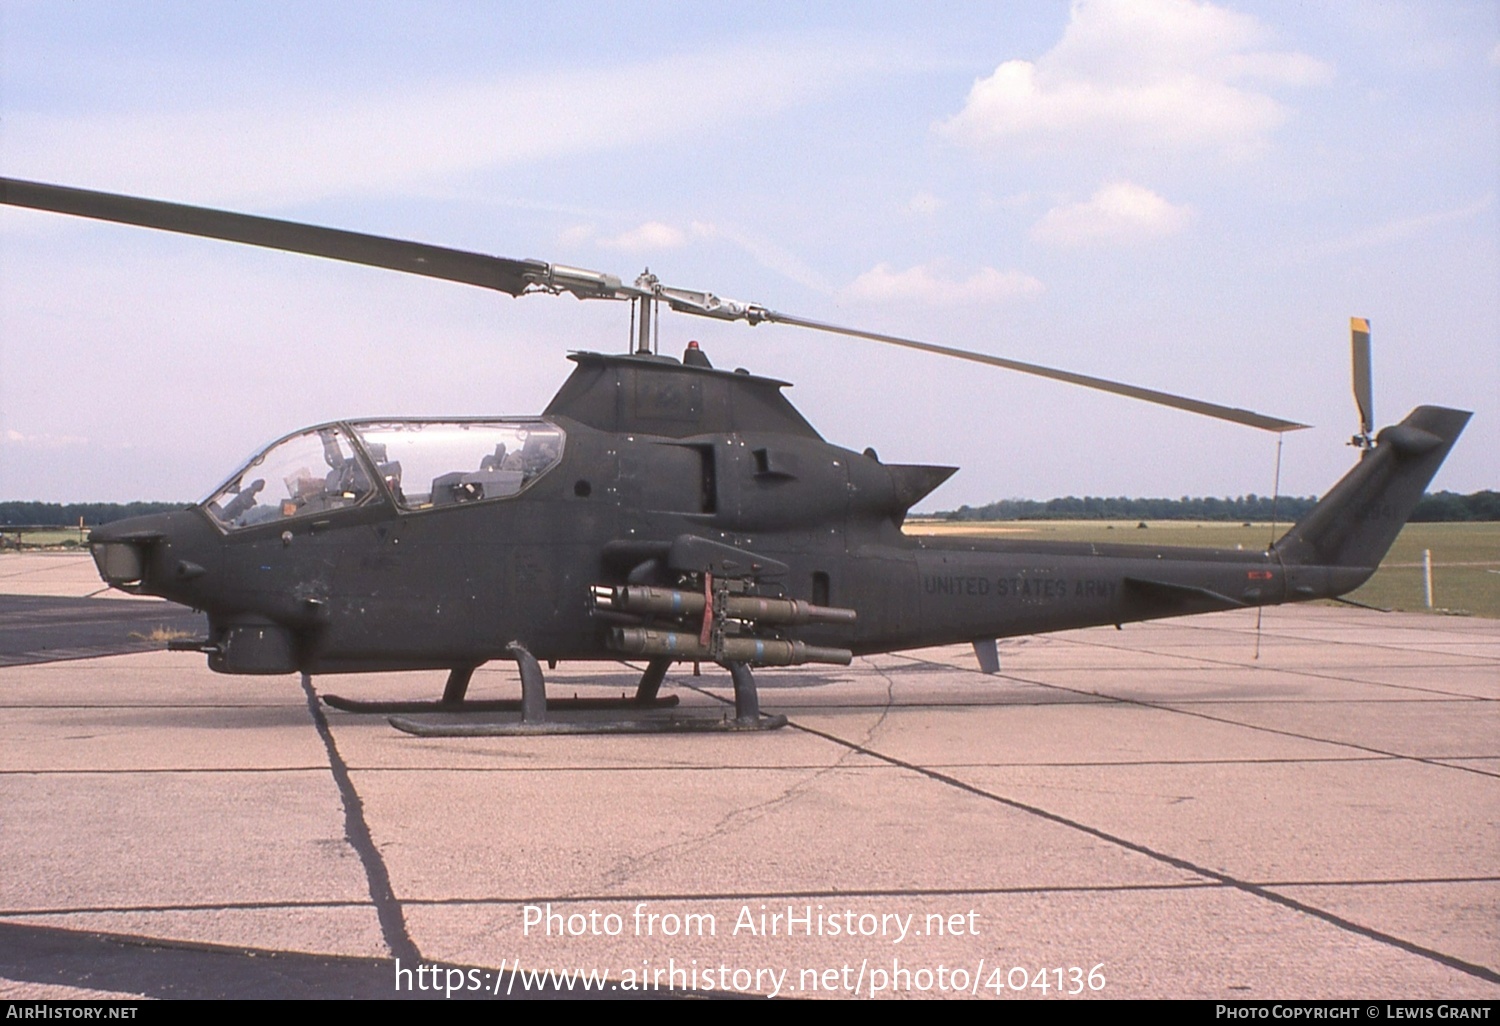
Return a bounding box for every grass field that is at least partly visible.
[906,519,1500,619]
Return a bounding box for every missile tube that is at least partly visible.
[591,585,856,626]
[609,628,852,666]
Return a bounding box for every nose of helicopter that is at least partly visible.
[89,508,215,595]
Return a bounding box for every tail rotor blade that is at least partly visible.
[1350,316,1374,440]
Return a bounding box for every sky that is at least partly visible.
[1,0,1496,507]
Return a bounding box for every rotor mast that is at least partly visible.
[634,270,658,354]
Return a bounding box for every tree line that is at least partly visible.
[1,501,185,527]
[938,490,1498,523]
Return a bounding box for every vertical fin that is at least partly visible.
[1275,405,1469,571]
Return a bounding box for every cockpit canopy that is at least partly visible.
[204,419,565,530]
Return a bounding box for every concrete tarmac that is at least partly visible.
[1,552,1496,1000]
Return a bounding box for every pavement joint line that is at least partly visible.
[1046,633,1499,702]
[0,696,307,705]
[686,696,1495,708]
[15,875,1492,923]
[371,874,1500,908]
[1170,614,1500,644]
[906,650,1498,704]
[300,672,420,966]
[0,766,339,776]
[1066,616,1500,650]
[339,763,907,774]
[889,652,1500,781]
[5,595,1494,993]
[0,919,414,1000]
[903,755,1401,768]
[0,563,94,578]
[317,754,1403,774]
[0,653,162,667]
[590,712,877,896]
[1118,608,1494,631]
[1058,681,1500,781]
[1037,680,1500,781]
[0,701,309,708]
[1250,875,1500,888]
[670,668,1494,982]
[1133,697,1493,705]
[973,659,1499,671]
[789,720,1500,987]
[404,883,1232,906]
[0,899,381,916]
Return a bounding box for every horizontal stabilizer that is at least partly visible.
[1124,577,1246,610]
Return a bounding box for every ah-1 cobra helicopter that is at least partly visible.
[0,177,1470,734]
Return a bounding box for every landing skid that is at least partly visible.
[322,694,681,714]
[389,713,788,737]
[379,650,786,736]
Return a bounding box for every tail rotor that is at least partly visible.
[1350,317,1375,453]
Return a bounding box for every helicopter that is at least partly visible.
[0,177,1470,734]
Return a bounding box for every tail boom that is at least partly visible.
[844,405,1469,653]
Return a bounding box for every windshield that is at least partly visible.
[204,426,373,530]
[349,420,564,510]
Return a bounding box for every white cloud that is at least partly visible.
[938,0,1331,159]
[689,221,836,294]
[906,191,944,216]
[1224,50,1335,87]
[1030,182,1193,247]
[1,429,90,447]
[544,218,836,294]
[596,221,687,252]
[1297,194,1496,259]
[5,43,886,208]
[557,224,595,248]
[843,263,1044,304]
[980,191,1047,212]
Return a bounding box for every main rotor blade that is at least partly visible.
[0,176,1312,432]
[0,177,549,296]
[760,311,1311,433]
